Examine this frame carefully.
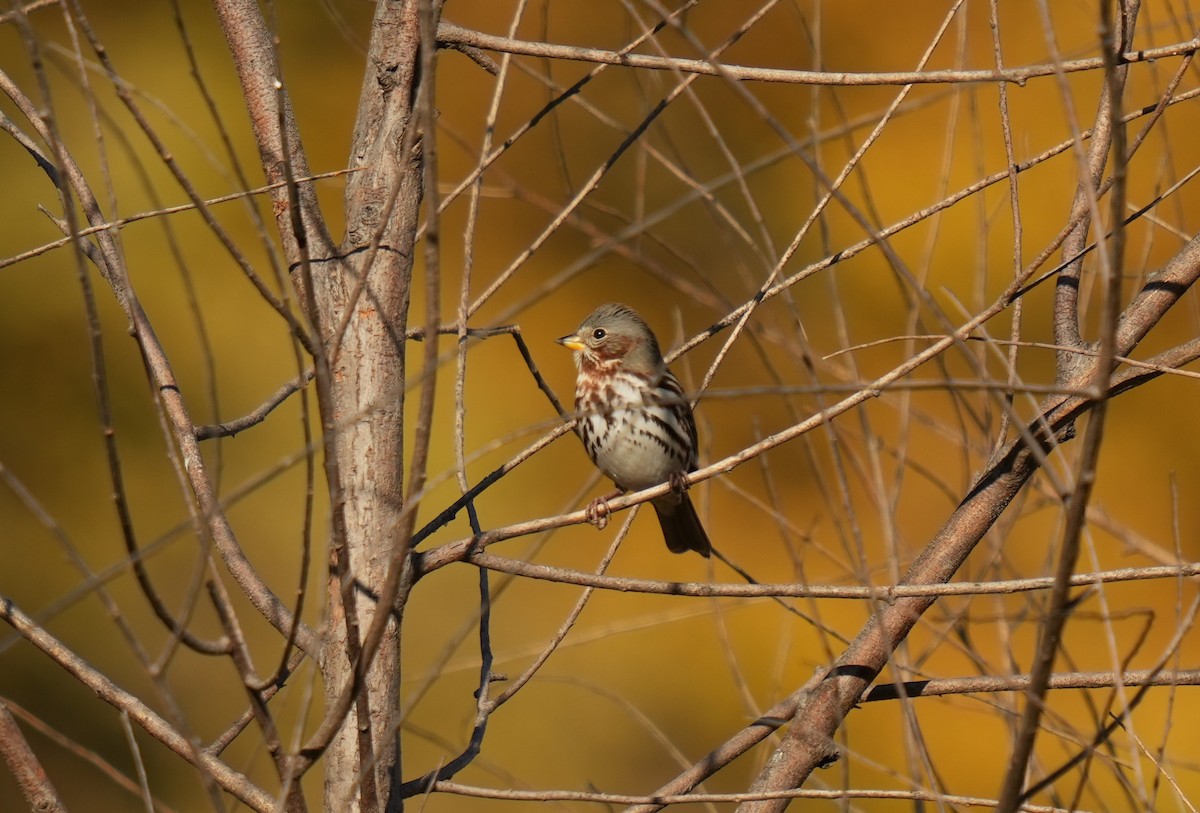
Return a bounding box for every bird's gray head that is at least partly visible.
[556,303,664,374]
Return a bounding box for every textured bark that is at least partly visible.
[732,230,1200,812]
[214,0,426,808]
[0,701,67,813]
[319,2,425,811]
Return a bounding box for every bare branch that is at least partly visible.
[195,369,315,440]
[651,232,1200,808]
[436,21,1200,87]
[0,596,276,811]
[0,699,67,813]
[862,668,1200,703]
[467,552,1200,599]
[434,780,1079,811]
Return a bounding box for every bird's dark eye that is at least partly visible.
[591,328,606,341]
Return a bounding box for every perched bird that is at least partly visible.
[557,303,711,557]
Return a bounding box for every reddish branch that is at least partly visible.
[715,248,1200,811]
[1,597,275,811]
[0,699,66,813]
[0,54,318,658]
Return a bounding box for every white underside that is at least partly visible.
[581,382,686,490]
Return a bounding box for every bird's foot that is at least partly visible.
[668,471,691,495]
[585,496,611,530]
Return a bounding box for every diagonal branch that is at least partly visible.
[1,596,276,812]
[0,63,319,658]
[622,229,1200,812]
[210,0,335,266]
[0,699,67,813]
[997,5,1136,807]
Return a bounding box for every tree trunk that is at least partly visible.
[319,2,425,811]
[216,0,426,808]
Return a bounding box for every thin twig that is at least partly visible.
[0,596,276,811]
[0,699,67,813]
[435,21,1199,87]
[431,779,1083,810]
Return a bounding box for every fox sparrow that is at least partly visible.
[557,303,711,557]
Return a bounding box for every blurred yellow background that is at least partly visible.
[3,0,1200,810]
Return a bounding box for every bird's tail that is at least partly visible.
[654,494,711,557]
